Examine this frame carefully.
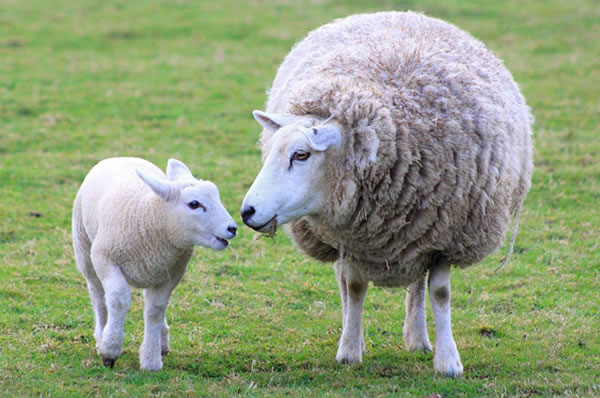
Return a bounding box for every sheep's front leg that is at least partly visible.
[403,275,432,352]
[140,262,187,371]
[96,264,131,368]
[429,263,463,377]
[335,262,368,364]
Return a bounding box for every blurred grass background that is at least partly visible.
[1,0,598,396]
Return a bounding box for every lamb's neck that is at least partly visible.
[136,195,189,258]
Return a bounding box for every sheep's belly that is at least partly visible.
[352,259,427,288]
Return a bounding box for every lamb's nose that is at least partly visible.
[241,206,255,224]
[227,225,237,237]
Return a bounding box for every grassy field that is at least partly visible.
[1,0,599,396]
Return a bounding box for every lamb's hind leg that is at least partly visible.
[403,275,433,352]
[73,233,107,351]
[429,263,463,377]
[95,261,131,368]
[335,262,368,364]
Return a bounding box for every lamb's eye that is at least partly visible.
[188,200,206,211]
[292,151,311,161]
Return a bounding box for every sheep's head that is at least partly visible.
[136,159,237,250]
[241,111,343,234]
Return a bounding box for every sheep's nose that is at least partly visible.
[227,225,237,237]
[241,206,255,224]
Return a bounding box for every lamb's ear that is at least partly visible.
[166,158,193,181]
[301,125,342,152]
[252,110,302,132]
[136,169,178,202]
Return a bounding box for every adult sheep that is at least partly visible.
[73,157,237,371]
[241,11,533,377]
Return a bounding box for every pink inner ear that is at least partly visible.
[259,115,281,131]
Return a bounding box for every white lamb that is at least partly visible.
[241,11,533,377]
[72,157,237,371]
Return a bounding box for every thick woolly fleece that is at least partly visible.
[262,11,533,286]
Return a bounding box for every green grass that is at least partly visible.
[1,0,599,396]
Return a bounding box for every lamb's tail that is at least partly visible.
[495,204,523,271]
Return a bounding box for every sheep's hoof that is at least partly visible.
[440,366,463,378]
[102,357,116,368]
[336,348,363,364]
[434,357,463,378]
[405,341,433,353]
[161,349,169,357]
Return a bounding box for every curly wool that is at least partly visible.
[263,12,533,287]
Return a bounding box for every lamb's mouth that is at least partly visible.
[254,216,278,236]
[215,237,229,247]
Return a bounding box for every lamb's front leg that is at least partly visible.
[403,275,433,352]
[160,315,170,357]
[140,262,187,371]
[335,262,368,364]
[429,263,463,377]
[140,286,171,371]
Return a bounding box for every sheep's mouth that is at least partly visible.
[255,216,278,236]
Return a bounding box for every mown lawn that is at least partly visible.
[1,0,598,396]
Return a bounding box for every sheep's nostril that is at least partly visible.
[241,206,256,224]
[227,225,237,237]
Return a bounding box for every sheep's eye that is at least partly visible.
[188,200,206,211]
[292,151,311,162]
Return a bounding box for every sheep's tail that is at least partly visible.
[495,204,523,271]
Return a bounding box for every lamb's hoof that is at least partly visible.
[102,357,116,368]
[161,349,169,357]
[140,360,163,372]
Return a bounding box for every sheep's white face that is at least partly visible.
[137,159,237,250]
[241,111,342,233]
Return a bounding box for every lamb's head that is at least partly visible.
[136,159,237,250]
[241,111,343,234]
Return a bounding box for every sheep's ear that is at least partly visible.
[166,158,193,181]
[136,169,178,202]
[252,110,302,132]
[301,125,342,152]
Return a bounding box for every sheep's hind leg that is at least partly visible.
[403,275,432,352]
[96,263,131,368]
[429,263,463,377]
[333,260,348,345]
[335,262,368,364]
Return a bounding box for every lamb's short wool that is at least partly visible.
[241,11,533,377]
[73,157,237,371]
